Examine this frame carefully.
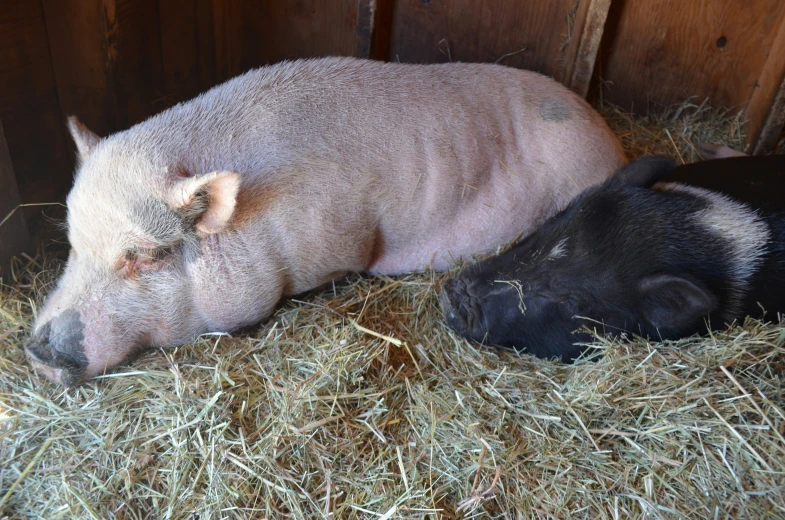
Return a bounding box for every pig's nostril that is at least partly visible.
[25,336,87,370]
[24,311,89,373]
[441,278,479,333]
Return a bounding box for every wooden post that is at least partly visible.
[0,119,31,279]
[354,0,376,58]
[42,0,166,135]
[0,1,71,219]
[354,0,395,60]
[745,15,785,155]
[561,0,613,98]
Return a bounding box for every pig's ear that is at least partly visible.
[170,171,241,234]
[638,274,717,333]
[612,156,675,188]
[66,116,101,162]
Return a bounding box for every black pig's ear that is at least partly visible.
[612,156,676,188]
[638,274,717,334]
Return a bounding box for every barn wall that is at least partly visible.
[0,2,72,211]
[0,118,31,277]
[386,0,576,76]
[597,0,785,110]
[1,0,784,245]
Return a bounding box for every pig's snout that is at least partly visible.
[24,309,88,386]
[440,278,481,336]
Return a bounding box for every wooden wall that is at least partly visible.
[1,0,784,250]
[597,0,785,153]
[0,2,72,211]
[0,119,31,277]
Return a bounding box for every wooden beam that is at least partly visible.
[43,0,166,135]
[370,0,394,61]
[0,118,31,279]
[598,1,785,117]
[0,1,71,212]
[388,0,575,75]
[561,0,613,98]
[745,15,785,154]
[42,0,117,136]
[354,0,395,60]
[354,0,375,58]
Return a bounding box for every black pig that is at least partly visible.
[440,155,785,361]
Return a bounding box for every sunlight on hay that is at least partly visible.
[1,103,784,519]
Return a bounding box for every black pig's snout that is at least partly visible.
[24,309,88,385]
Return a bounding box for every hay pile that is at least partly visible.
[2,104,784,519]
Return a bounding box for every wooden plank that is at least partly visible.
[354,0,375,58]
[745,15,785,154]
[109,0,167,124]
[0,1,72,210]
[158,0,219,103]
[44,0,166,134]
[370,0,395,61]
[216,0,359,78]
[42,0,117,136]
[212,0,231,83]
[598,0,785,114]
[159,0,203,103]
[194,0,218,89]
[352,0,394,60]
[0,118,31,278]
[561,0,612,97]
[387,0,576,76]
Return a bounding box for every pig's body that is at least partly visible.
[25,57,626,385]
[441,155,785,361]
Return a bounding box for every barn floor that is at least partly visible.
[1,102,784,519]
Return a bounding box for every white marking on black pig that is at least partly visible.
[656,183,770,319]
[547,237,568,260]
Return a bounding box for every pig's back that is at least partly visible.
[141,57,626,273]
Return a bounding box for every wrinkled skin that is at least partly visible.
[25,57,627,385]
[441,155,785,361]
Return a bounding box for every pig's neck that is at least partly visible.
[188,230,286,333]
[189,216,372,333]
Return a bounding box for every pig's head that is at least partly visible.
[440,156,741,361]
[25,117,246,386]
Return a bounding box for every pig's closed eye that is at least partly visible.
[121,246,173,278]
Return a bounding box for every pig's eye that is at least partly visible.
[147,246,173,262]
[121,246,173,278]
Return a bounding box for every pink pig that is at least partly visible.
[25,57,626,385]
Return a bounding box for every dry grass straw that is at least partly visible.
[2,103,785,519]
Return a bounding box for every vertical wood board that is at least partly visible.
[561,0,612,97]
[44,0,167,136]
[158,0,204,104]
[0,119,31,278]
[745,15,785,154]
[387,0,577,76]
[106,0,167,125]
[598,0,785,113]
[43,0,117,136]
[215,0,360,79]
[0,1,72,209]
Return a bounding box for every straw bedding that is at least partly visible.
[1,102,784,519]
